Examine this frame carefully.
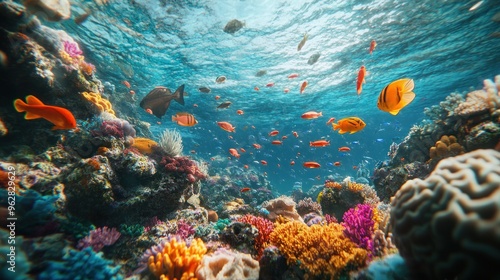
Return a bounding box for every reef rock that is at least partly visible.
[24,0,71,22]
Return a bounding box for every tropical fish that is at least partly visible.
[244,165,249,169]
[369,40,377,54]
[236,110,244,115]
[139,84,185,118]
[216,76,227,83]
[256,70,267,77]
[356,66,366,95]
[198,86,211,93]
[326,117,336,125]
[297,33,308,51]
[229,148,240,158]
[215,95,221,100]
[145,108,153,115]
[131,137,158,155]
[303,161,320,168]
[332,117,366,134]
[122,80,131,88]
[288,73,299,79]
[266,82,275,87]
[129,90,135,95]
[217,101,232,109]
[252,143,262,149]
[310,140,330,147]
[308,53,320,65]
[14,95,77,130]
[300,81,308,94]
[271,140,282,145]
[217,121,235,132]
[269,130,279,136]
[172,112,198,127]
[281,136,288,140]
[290,161,295,166]
[223,19,244,34]
[240,187,251,193]
[239,148,246,153]
[293,131,299,138]
[260,160,267,165]
[377,78,416,115]
[301,111,322,119]
[333,161,341,166]
[338,147,351,152]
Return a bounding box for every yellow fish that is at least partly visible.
[332,117,366,134]
[131,137,158,154]
[377,78,415,115]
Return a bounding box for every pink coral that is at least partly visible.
[176,220,195,239]
[161,156,206,182]
[77,226,121,252]
[63,40,83,58]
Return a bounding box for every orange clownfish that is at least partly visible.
[229,148,240,158]
[356,66,367,95]
[377,78,416,115]
[338,147,351,152]
[14,95,77,130]
[332,117,366,134]
[301,111,322,119]
[303,161,321,168]
[240,187,251,193]
[172,112,198,127]
[369,40,377,54]
[269,130,279,136]
[310,140,330,147]
[300,80,308,94]
[217,121,235,132]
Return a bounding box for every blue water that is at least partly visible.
[47,0,500,192]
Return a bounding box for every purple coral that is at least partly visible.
[63,40,83,58]
[77,226,121,252]
[303,212,323,226]
[341,204,375,254]
[176,220,195,239]
[94,118,136,139]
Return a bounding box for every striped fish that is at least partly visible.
[377,79,415,115]
[172,112,198,126]
[332,117,366,134]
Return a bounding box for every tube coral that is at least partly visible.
[237,214,274,258]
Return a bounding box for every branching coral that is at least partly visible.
[391,149,500,279]
[341,204,377,254]
[237,214,274,258]
[82,92,115,116]
[159,128,183,157]
[77,226,121,252]
[270,221,368,278]
[148,237,207,280]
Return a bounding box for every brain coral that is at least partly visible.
[390,149,500,280]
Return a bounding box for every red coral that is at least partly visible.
[161,156,205,183]
[237,214,274,259]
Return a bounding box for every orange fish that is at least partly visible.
[301,111,322,119]
[271,140,282,145]
[244,165,249,169]
[283,88,290,93]
[310,140,330,147]
[333,161,341,166]
[122,81,131,88]
[332,117,366,134]
[14,95,77,130]
[281,136,288,140]
[293,131,299,138]
[269,130,279,136]
[338,147,351,152]
[129,90,135,95]
[240,148,246,153]
[356,66,367,95]
[300,81,308,94]
[377,78,416,115]
[217,121,235,132]
[303,161,321,168]
[215,95,221,100]
[240,187,251,193]
[236,110,244,115]
[229,148,240,158]
[145,108,153,115]
[369,40,377,54]
[252,143,262,149]
[288,73,299,79]
[260,160,267,165]
[266,82,275,87]
[254,87,260,91]
[172,112,198,126]
[326,117,335,125]
[290,160,295,166]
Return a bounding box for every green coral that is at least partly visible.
[213,218,231,232]
[119,224,144,237]
[60,216,96,240]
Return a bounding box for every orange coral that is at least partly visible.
[79,60,95,75]
[82,92,115,116]
[347,181,365,193]
[131,137,158,155]
[324,180,342,189]
[428,135,464,165]
[148,238,207,280]
[270,221,368,278]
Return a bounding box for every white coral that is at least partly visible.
[158,128,183,157]
[196,249,259,280]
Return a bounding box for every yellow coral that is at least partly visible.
[270,221,367,278]
[428,135,465,165]
[148,238,207,280]
[132,137,158,155]
[82,92,115,116]
[347,181,365,193]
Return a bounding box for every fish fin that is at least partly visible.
[350,131,356,134]
[13,99,27,112]
[389,109,401,115]
[24,111,43,120]
[338,130,347,134]
[171,115,176,122]
[173,84,185,105]
[392,91,416,112]
[402,79,415,93]
[26,95,44,106]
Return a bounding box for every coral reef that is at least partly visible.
[317,179,366,221]
[77,226,121,252]
[391,149,500,279]
[341,204,377,255]
[220,222,258,254]
[82,92,116,116]
[427,134,464,167]
[296,197,322,216]
[196,248,260,280]
[270,221,368,279]
[237,214,274,258]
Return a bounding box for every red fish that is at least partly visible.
[271,140,282,145]
[254,87,260,91]
[129,90,135,95]
[236,110,244,115]
[240,148,246,153]
[215,95,220,100]
[369,40,377,54]
[145,108,153,115]
[288,73,299,79]
[266,82,275,87]
[290,160,295,166]
[333,161,341,166]
[217,121,235,132]
[356,66,366,95]
[269,130,279,136]
[260,160,267,165]
[281,136,288,140]
[293,131,299,138]
[338,147,351,152]
[301,111,322,119]
[244,165,249,169]
[122,81,131,88]
[252,143,262,149]
[229,148,240,158]
[300,81,308,94]
[310,140,330,147]
[240,187,251,193]
[14,95,77,130]
[303,162,321,168]
[283,88,290,93]
[326,117,335,125]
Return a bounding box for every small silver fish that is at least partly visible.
[216,76,226,83]
[255,70,267,77]
[198,86,211,93]
[308,53,320,65]
[297,33,308,51]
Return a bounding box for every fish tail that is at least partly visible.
[13,99,27,112]
[173,84,185,105]
[171,115,176,122]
